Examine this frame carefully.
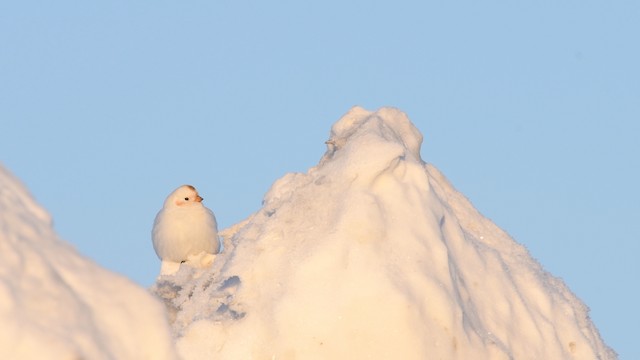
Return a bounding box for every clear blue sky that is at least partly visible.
[2,1,637,357]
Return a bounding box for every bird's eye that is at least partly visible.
[184,197,189,201]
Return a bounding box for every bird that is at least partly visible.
[152,185,220,265]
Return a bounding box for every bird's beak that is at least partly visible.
[196,195,203,202]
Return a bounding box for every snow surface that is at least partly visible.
[153,107,616,359]
[0,166,176,359]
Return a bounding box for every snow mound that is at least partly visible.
[0,165,176,359]
[153,107,616,359]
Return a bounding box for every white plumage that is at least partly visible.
[152,185,219,263]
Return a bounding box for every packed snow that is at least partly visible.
[0,106,615,359]
[152,107,616,359]
[0,166,176,359]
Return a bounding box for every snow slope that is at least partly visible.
[0,166,176,359]
[154,107,615,359]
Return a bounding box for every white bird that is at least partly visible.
[152,185,219,265]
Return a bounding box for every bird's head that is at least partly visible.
[164,185,204,208]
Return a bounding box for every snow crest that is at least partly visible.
[153,107,615,359]
[0,165,176,360]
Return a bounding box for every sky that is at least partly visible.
[1,1,637,358]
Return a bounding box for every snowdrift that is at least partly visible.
[0,166,176,359]
[154,107,615,359]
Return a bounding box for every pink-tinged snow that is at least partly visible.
[153,107,616,359]
[0,166,176,360]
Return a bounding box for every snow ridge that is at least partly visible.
[0,165,176,360]
[153,107,615,359]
